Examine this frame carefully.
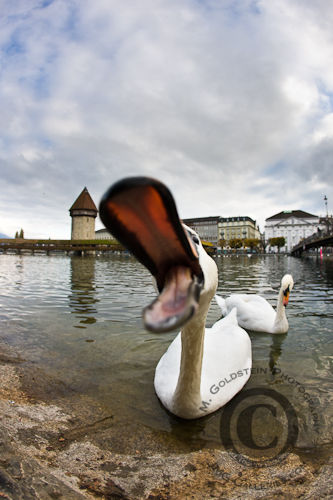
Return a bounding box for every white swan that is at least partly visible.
[100,177,252,419]
[215,274,294,334]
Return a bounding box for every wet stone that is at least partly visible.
[0,340,332,499]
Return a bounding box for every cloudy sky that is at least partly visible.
[1,0,333,239]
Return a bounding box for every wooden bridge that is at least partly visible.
[0,238,216,256]
[290,231,333,256]
[0,239,123,256]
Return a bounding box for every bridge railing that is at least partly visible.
[0,239,124,252]
[291,229,333,254]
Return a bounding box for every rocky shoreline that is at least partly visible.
[0,341,332,500]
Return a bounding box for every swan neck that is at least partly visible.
[171,253,218,417]
[273,287,287,330]
[172,314,207,417]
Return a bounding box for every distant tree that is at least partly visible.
[229,238,243,249]
[259,237,266,252]
[218,238,226,248]
[19,228,24,239]
[244,238,261,251]
[15,231,19,239]
[269,237,285,253]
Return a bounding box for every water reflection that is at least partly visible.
[268,334,287,373]
[165,407,220,447]
[69,256,98,328]
[15,255,24,289]
[0,253,332,458]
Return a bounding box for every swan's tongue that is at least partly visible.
[144,266,202,333]
[99,177,204,333]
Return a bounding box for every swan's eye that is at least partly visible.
[186,228,200,245]
[283,285,290,296]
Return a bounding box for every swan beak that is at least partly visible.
[283,290,290,307]
[99,177,204,333]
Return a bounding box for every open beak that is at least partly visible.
[99,177,204,332]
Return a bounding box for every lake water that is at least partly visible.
[0,253,332,461]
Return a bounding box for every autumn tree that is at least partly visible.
[229,238,243,249]
[244,238,261,251]
[269,237,285,253]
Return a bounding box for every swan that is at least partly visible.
[99,177,252,419]
[215,274,294,334]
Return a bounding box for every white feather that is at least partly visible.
[215,274,294,334]
[154,227,252,419]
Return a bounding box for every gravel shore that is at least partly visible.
[0,340,332,500]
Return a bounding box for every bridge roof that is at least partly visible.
[70,187,97,213]
[266,210,317,221]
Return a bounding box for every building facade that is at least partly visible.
[264,210,322,252]
[183,216,261,246]
[69,187,98,240]
[182,216,220,245]
[218,216,261,242]
[95,228,114,239]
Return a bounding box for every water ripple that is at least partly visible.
[0,253,332,453]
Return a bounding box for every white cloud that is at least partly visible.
[0,0,333,238]
[313,114,333,143]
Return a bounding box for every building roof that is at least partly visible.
[266,210,317,221]
[183,216,221,224]
[70,187,98,213]
[220,216,256,224]
[183,215,257,225]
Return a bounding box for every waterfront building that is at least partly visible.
[319,215,333,234]
[69,187,98,240]
[218,216,261,242]
[264,210,322,252]
[182,216,220,245]
[95,228,114,239]
[183,216,261,246]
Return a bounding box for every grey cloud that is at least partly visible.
[1,0,333,237]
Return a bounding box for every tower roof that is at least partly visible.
[70,187,98,213]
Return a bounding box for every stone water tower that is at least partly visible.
[69,187,98,240]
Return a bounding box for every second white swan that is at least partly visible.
[215,274,294,334]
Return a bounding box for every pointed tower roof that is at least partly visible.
[69,187,98,215]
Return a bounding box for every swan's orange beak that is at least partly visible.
[99,177,204,332]
[283,291,290,307]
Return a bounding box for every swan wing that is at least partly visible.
[154,309,252,416]
[200,317,252,414]
[225,294,276,332]
[214,294,228,316]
